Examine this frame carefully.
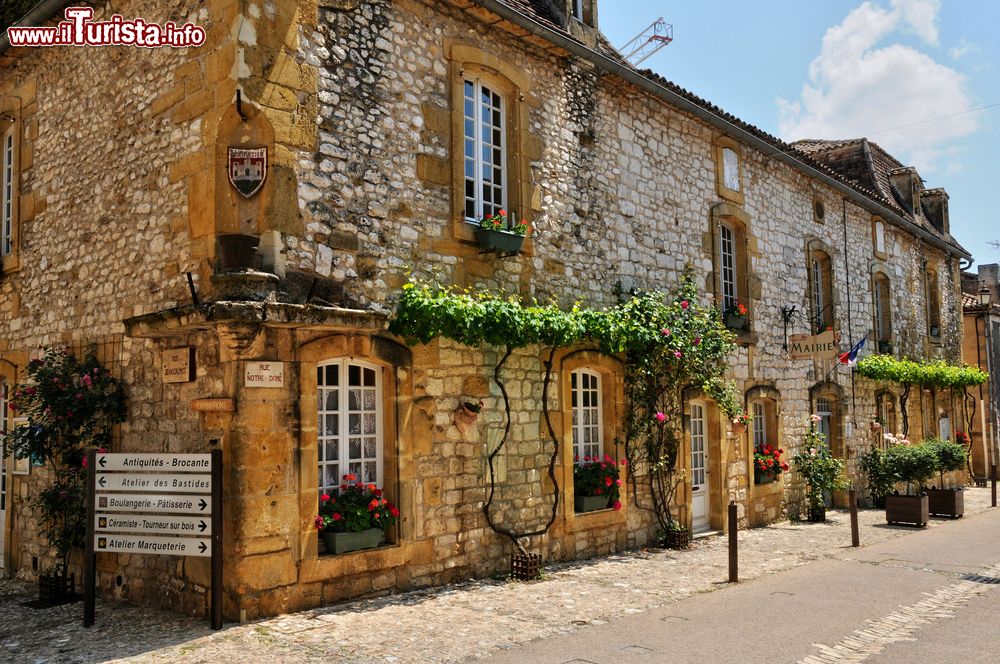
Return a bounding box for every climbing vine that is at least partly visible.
[855,355,988,436]
[389,268,742,551]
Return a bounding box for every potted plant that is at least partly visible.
[572,455,623,513]
[753,444,787,485]
[924,438,966,518]
[723,301,749,331]
[884,442,935,527]
[475,209,529,254]
[858,440,897,508]
[314,474,399,554]
[8,348,126,604]
[793,415,847,522]
[731,410,751,436]
[657,516,691,550]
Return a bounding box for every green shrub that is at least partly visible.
[885,443,937,495]
[923,437,967,488]
[859,447,895,507]
[793,420,848,511]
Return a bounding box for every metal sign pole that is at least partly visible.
[83,448,96,627]
[210,448,222,630]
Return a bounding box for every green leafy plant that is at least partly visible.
[572,454,623,510]
[8,348,126,574]
[793,417,848,513]
[314,473,399,533]
[885,443,937,495]
[858,446,895,508]
[922,437,967,489]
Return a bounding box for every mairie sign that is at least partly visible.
[788,329,839,360]
[95,534,211,557]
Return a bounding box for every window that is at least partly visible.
[751,401,766,448]
[722,148,740,192]
[719,222,737,311]
[2,127,13,257]
[689,403,706,488]
[463,78,505,223]
[572,0,583,21]
[809,250,834,332]
[571,369,602,462]
[816,397,833,447]
[873,219,886,256]
[317,359,382,497]
[873,272,892,350]
[926,268,941,338]
[876,392,896,436]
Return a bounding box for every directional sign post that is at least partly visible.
[84,449,222,630]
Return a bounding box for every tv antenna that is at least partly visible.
[618,18,673,67]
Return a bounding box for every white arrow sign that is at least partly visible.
[96,453,211,472]
[95,513,210,536]
[96,473,211,493]
[96,493,211,514]
[95,534,211,557]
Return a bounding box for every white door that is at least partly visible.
[690,403,709,533]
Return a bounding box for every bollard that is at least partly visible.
[849,487,860,548]
[993,465,997,508]
[728,501,738,583]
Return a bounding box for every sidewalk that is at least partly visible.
[1,488,993,663]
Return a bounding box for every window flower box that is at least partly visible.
[321,527,384,555]
[574,494,611,513]
[573,455,623,513]
[754,468,776,485]
[475,229,524,254]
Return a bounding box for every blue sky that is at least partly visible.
[599,0,999,268]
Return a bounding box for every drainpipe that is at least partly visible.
[472,0,970,262]
[0,1,74,56]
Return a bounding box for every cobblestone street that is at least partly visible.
[1,488,993,663]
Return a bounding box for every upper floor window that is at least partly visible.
[809,250,834,332]
[720,222,737,312]
[571,369,602,463]
[463,78,505,223]
[2,126,14,257]
[572,0,584,21]
[873,272,892,351]
[714,138,744,204]
[751,401,766,448]
[317,359,382,497]
[873,219,886,257]
[925,268,941,338]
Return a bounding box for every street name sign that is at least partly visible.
[95,534,211,557]
[244,361,284,387]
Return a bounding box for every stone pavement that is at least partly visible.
[1,488,993,664]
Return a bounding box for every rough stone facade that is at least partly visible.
[0,0,970,620]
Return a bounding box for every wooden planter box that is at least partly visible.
[574,494,610,513]
[38,571,75,605]
[475,229,524,255]
[510,552,542,580]
[926,488,964,518]
[885,494,929,527]
[321,528,383,555]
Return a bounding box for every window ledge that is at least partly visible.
[318,541,399,559]
[732,330,758,346]
[751,478,784,497]
[570,505,627,530]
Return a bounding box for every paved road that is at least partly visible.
[484,510,1000,664]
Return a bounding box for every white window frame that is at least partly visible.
[2,127,13,257]
[874,274,891,342]
[571,369,603,463]
[317,359,383,497]
[722,147,740,192]
[811,257,825,329]
[463,78,506,224]
[751,401,766,449]
[689,402,706,487]
[719,223,737,311]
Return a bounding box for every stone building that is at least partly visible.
[962,264,1000,479]
[0,0,971,619]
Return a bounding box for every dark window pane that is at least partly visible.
[349,364,361,386]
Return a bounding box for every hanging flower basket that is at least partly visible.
[731,421,747,436]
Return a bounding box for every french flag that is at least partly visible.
[839,337,866,366]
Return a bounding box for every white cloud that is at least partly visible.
[949,37,977,60]
[777,0,974,173]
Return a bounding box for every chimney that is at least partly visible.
[920,188,949,234]
[980,264,1000,305]
[887,167,922,216]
